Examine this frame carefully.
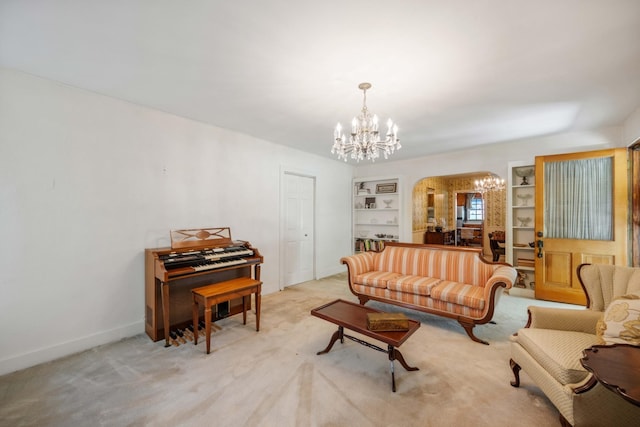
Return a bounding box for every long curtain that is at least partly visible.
[544,157,613,240]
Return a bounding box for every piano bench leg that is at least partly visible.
[204,306,212,354]
[242,295,248,325]
[255,291,260,332]
[192,297,199,346]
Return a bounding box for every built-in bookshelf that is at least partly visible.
[353,177,401,253]
[506,161,536,298]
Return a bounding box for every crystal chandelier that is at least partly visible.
[474,174,505,193]
[331,82,400,162]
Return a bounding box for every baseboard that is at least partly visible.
[316,265,347,280]
[0,320,144,376]
[508,287,535,299]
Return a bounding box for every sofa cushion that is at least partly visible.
[387,275,442,296]
[516,328,601,385]
[354,271,402,288]
[430,281,486,310]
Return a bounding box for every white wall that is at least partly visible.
[354,127,625,240]
[0,68,353,375]
[623,107,640,146]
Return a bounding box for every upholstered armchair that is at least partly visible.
[509,263,640,426]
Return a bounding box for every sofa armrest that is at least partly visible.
[481,265,517,304]
[485,265,517,291]
[340,252,375,277]
[527,306,601,333]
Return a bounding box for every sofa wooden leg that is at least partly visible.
[559,413,571,427]
[358,296,369,305]
[510,359,521,387]
[459,321,489,345]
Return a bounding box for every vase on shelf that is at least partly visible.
[514,167,534,186]
[516,193,533,206]
[517,217,532,227]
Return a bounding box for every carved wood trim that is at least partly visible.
[631,142,640,267]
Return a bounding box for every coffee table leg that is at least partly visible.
[388,345,419,392]
[390,358,396,392]
[391,347,419,372]
[317,326,344,355]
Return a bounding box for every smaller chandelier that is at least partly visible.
[475,174,505,193]
[331,82,400,162]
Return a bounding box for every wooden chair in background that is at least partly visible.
[460,228,475,246]
[488,231,505,262]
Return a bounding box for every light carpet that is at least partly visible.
[0,273,575,427]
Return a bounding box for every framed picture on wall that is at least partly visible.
[376,183,397,194]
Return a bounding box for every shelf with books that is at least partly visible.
[353,177,401,253]
[354,238,397,253]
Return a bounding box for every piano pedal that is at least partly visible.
[194,320,224,336]
[175,329,187,344]
[185,324,194,333]
[169,331,180,347]
[181,328,194,341]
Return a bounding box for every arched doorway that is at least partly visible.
[412,173,507,257]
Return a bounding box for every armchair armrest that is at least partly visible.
[527,306,601,333]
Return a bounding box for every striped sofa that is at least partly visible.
[341,242,517,344]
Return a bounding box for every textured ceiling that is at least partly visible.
[1,0,639,162]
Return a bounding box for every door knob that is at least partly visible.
[537,239,543,258]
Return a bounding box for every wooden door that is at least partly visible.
[534,148,628,304]
[632,142,640,267]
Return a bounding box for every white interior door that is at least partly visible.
[283,173,315,287]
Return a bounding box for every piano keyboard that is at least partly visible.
[203,248,253,261]
[161,246,254,270]
[192,257,248,271]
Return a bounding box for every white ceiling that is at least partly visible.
[1,1,639,162]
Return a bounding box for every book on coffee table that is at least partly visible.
[366,312,410,332]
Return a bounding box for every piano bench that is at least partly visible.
[191,277,262,354]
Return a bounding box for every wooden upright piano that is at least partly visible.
[144,227,263,346]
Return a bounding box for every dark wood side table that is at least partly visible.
[424,230,454,245]
[580,344,640,407]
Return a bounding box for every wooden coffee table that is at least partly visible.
[311,299,420,392]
